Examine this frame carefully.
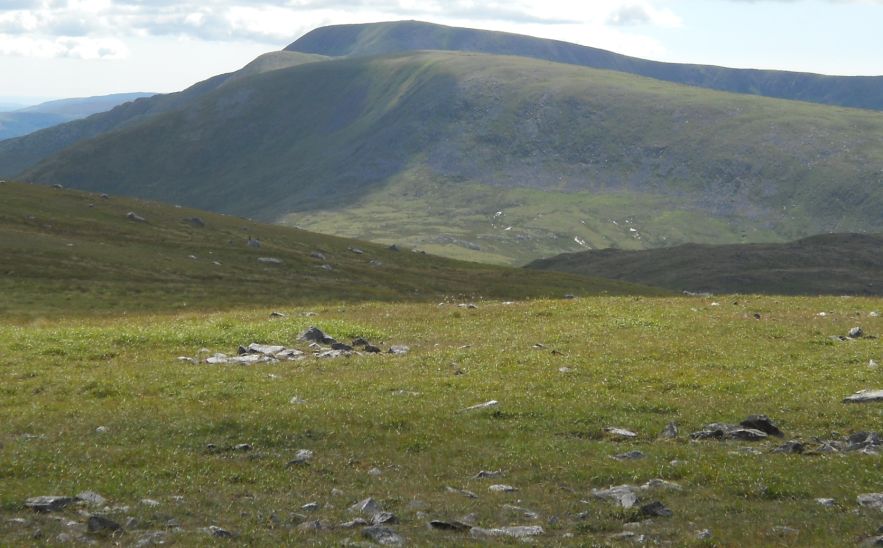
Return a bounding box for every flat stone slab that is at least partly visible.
[844,390,883,403]
[25,496,77,512]
[470,525,544,539]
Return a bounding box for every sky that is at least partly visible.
[1,0,882,104]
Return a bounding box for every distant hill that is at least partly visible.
[10,50,883,265]
[526,233,883,295]
[0,92,154,141]
[0,51,327,175]
[0,181,657,316]
[288,20,883,111]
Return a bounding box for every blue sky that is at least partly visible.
[1,0,881,103]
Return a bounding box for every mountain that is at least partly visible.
[288,20,883,111]
[0,51,327,176]
[0,180,657,316]
[10,48,883,265]
[0,92,154,141]
[526,233,883,295]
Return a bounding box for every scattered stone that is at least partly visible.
[368,467,383,477]
[641,479,682,491]
[847,432,881,451]
[488,484,517,493]
[612,450,645,460]
[341,518,370,528]
[844,390,883,403]
[772,441,805,454]
[564,294,575,300]
[133,531,167,547]
[604,427,638,439]
[849,327,865,339]
[858,493,883,511]
[372,512,398,525]
[871,311,881,318]
[257,257,282,264]
[205,525,236,538]
[234,443,253,452]
[388,244,400,252]
[331,342,354,351]
[52,184,64,189]
[474,470,503,479]
[269,311,286,318]
[301,502,319,512]
[429,519,470,531]
[177,356,196,364]
[691,423,768,441]
[463,400,498,412]
[871,360,879,369]
[559,367,573,373]
[458,303,478,309]
[182,217,205,227]
[87,515,121,534]
[126,212,146,223]
[362,526,404,544]
[288,449,314,466]
[591,485,639,509]
[660,422,678,439]
[770,526,799,536]
[740,415,784,437]
[470,525,544,539]
[350,498,382,515]
[246,238,260,248]
[696,529,712,540]
[364,345,382,353]
[140,498,160,507]
[310,251,326,260]
[299,326,335,345]
[445,486,478,499]
[640,501,673,517]
[25,496,77,512]
[502,504,540,520]
[77,492,106,506]
[349,247,365,255]
[861,535,883,546]
[388,345,410,355]
[816,498,836,507]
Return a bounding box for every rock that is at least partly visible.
[870,311,880,318]
[858,493,883,510]
[87,515,121,534]
[612,450,645,460]
[362,526,404,544]
[310,251,326,260]
[299,326,335,345]
[429,519,471,531]
[770,526,799,536]
[388,345,410,355]
[364,345,382,353]
[470,525,544,539]
[691,423,768,441]
[502,504,540,520]
[183,217,205,227]
[558,367,573,373]
[740,415,784,437]
[861,535,883,546]
[368,467,383,477]
[845,390,883,403]
[457,303,478,309]
[640,501,673,517]
[564,294,575,300]
[296,519,325,531]
[77,492,106,506]
[488,484,517,493]
[288,449,314,466]
[176,356,196,364]
[591,485,639,509]
[301,502,319,512]
[206,525,235,538]
[445,486,478,499]
[604,427,638,439]
[341,518,370,528]
[463,400,498,411]
[234,443,253,452]
[388,244,400,252]
[126,212,146,222]
[25,496,77,512]
[52,184,64,189]
[349,247,365,255]
[140,498,160,507]
[246,343,286,355]
[772,441,805,454]
[660,422,678,439]
[350,498,382,515]
[641,479,681,491]
[247,238,261,248]
[729,428,768,441]
[871,360,879,369]
[849,327,865,339]
[133,531,167,547]
[100,193,109,199]
[474,470,503,479]
[257,257,282,264]
[331,342,354,351]
[816,498,836,507]
[372,512,398,525]
[696,529,712,540]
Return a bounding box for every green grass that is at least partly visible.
[1,295,882,545]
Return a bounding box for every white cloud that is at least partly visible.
[0,34,128,58]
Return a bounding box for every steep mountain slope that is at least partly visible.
[0,92,154,140]
[0,51,327,176]
[0,181,654,317]
[288,20,883,111]
[16,51,883,264]
[526,233,883,295]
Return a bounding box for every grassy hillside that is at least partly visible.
[0,181,658,319]
[0,93,154,141]
[0,52,326,176]
[527,233,883,295]
[1,295,882,545]
[289,20,883,111]
[15,51,883,264]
